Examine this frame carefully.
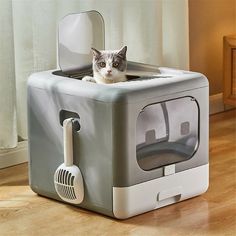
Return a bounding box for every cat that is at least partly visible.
[82,46,127,84]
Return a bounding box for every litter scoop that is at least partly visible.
[54,118,84,204]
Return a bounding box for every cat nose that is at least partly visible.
[107,70,112,74]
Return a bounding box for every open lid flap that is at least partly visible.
[58,11,105,74]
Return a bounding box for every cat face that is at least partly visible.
[91,46,127,83]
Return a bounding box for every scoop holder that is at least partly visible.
[54,118,84,204]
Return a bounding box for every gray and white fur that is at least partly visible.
[82,46,127,84]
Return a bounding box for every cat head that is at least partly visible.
[91,46,127,83]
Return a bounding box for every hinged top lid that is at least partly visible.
[58,10,161,77]
[58,11,105,74]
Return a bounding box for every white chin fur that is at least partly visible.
[94,71,126,84]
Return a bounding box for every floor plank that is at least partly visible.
[0,110,236,236]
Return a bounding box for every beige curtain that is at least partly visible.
[0,0,189,149]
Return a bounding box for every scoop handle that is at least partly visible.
[63,118,74,166]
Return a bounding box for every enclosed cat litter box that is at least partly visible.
[28,11,209,219]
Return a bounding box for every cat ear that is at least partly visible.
[117,46,127,59]
[91,47,101,58]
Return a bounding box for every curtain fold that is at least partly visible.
[162,0,189,69]
[0,0,189,149]
[0,0,17,149]
[12,0,58,139]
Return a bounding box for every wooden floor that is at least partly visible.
[0,110,236,236]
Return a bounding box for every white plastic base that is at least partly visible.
[113,164,209,219]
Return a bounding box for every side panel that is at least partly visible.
[28,85,114,216]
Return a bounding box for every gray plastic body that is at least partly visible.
[28,68,209,218]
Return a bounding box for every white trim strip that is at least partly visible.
[0,141,28,169]
[209,92,234,115]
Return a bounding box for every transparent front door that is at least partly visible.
[136,97,199,171]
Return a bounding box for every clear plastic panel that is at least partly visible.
[136,97,199,171]
[58,11,105,74]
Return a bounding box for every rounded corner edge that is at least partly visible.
[112,207,132,220]
[200,163,209,194]
[197,73,209,87]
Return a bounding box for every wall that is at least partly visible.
[189,0,236,95]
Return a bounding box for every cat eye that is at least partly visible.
[99,62,106,68]
[113,62,119,68]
